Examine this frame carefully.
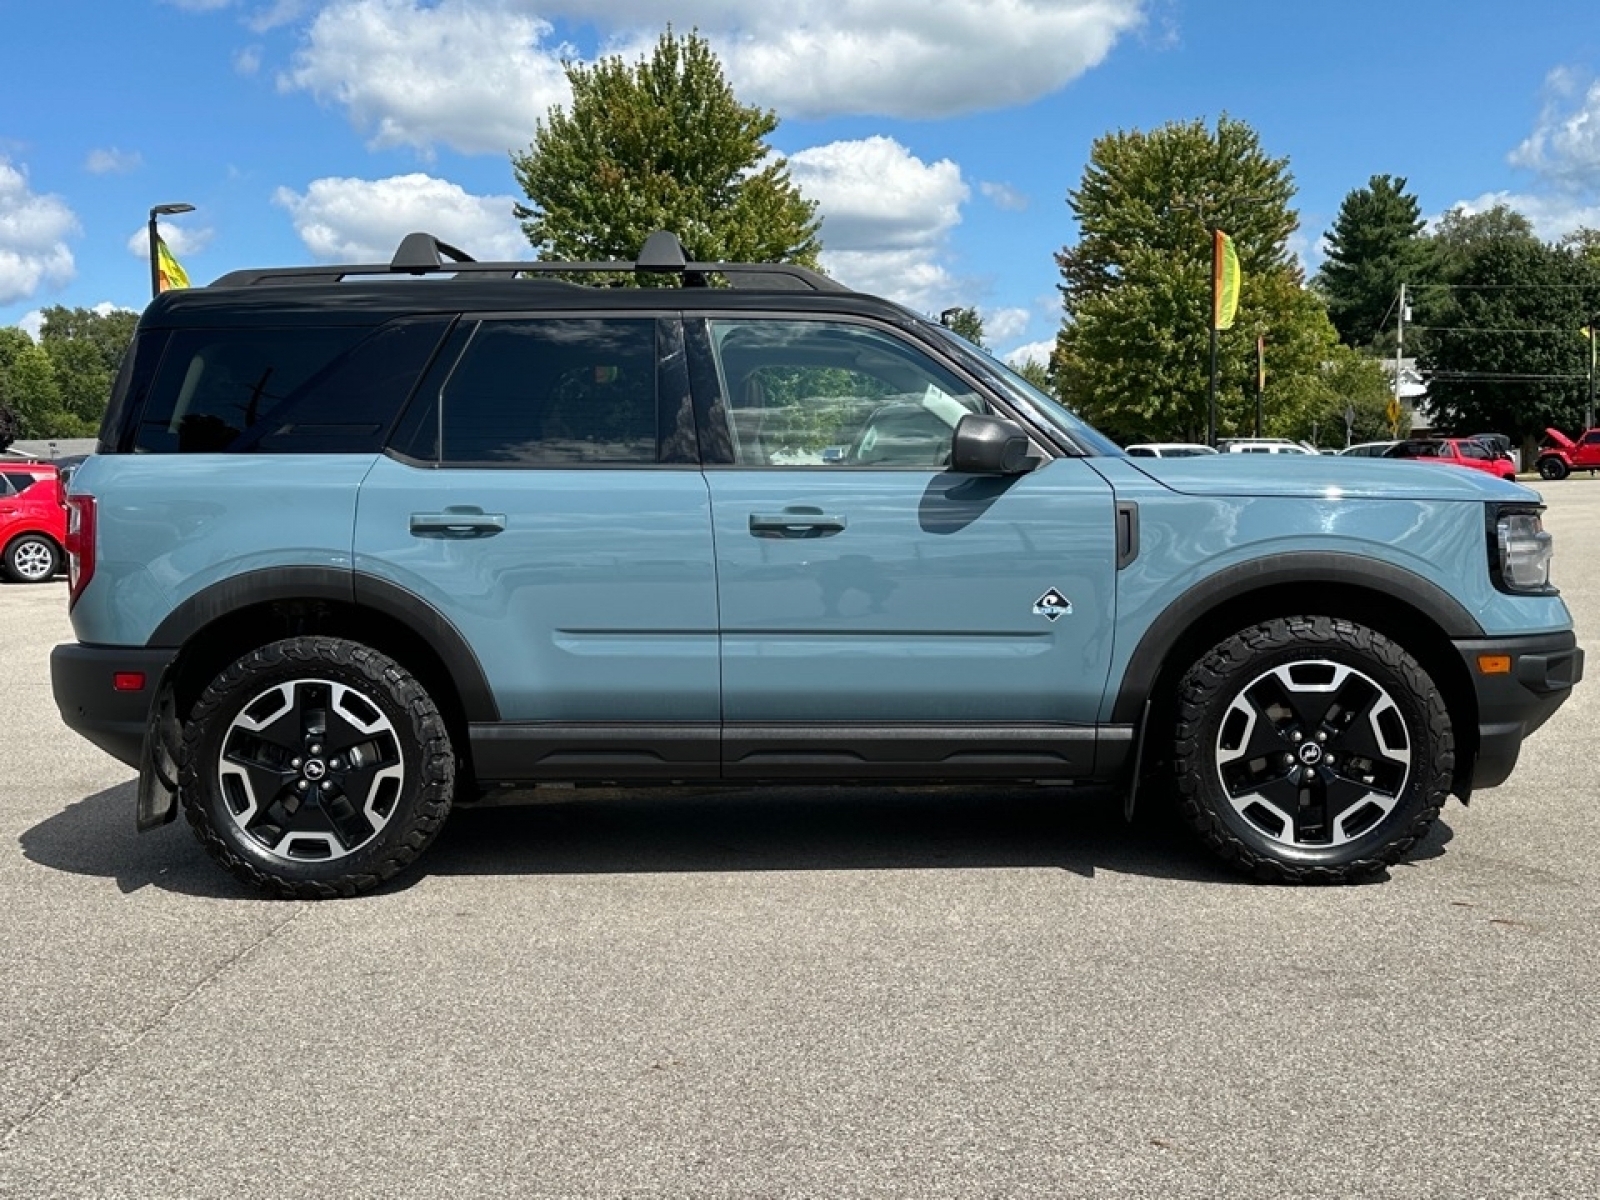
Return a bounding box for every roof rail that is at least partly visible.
[207,230,850,292]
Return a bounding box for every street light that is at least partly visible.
[148,203,195,299]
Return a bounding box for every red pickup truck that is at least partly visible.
[1535,427,1600,480]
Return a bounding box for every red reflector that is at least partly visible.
[113,672,146,692]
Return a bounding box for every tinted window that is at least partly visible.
[420,319,660,466]
[1126,446,1155,457]
[706,319,988,468]
[132,320,447,454]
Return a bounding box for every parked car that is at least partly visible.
[0,460,67,582]
[1534,427,1600,480]
[50,230,1583,897]
[1216,437,1315,454]
[1339,440,1400,458]
[1124,442,1218,458]
[1383,437,1518,481]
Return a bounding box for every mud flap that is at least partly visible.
[135,684,182,831]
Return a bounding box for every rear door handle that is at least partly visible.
[749,509,847,539]
[409,507,506,539]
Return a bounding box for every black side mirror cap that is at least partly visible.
[951,413,1035,475]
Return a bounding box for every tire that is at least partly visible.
[2,533,60,583]
[1537,456,1569,480]
[1172,616,1453,884]
[179,637,455,898]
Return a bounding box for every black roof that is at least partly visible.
[143,229,920,328]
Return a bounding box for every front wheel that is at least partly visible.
[1172,616,1453,883]
[1537,456,1569,480]
[179,637,455,898]
[3,533,60,582]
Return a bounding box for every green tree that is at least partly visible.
[1416,206,1600,440]
[0,328,65,438]
[1052,115,1334,444]
[0,401,18,451]
[42,337,110,436]
[39,305,137,374]
[1314,175,1428,352]
[510,28,820,269]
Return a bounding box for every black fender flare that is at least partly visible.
[147,566,498,721]
[1109,552,1485,724]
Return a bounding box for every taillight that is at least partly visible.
[65,494,96,609]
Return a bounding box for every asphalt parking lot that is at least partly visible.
[2,484,1597,1199]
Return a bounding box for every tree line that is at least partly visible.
[6,29,1597,453]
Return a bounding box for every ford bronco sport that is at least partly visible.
[50,232,1583,897]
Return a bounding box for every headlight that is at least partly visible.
[1493,508,1554,593]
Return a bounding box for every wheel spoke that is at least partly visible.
[217,676,405,863]
[1214,657,1412,850]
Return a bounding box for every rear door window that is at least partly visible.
[390,317,692,466]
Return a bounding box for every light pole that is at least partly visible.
[148,202,195,298]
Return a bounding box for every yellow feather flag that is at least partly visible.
[1212,229,1240,330]
[156,236,191,292]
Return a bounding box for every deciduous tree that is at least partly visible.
[1052,116,1333,444]
[511,29,820,269]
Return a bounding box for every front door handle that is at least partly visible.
[749,508,847,539]
[409,507,506,539]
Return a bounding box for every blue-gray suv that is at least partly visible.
[50,232,1583,897]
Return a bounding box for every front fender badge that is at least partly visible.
[1033,589,1073,621]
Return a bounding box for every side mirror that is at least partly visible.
[951,413,1035,475]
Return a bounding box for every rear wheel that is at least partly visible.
[1537,456,1569,480]
[1173,616,1452,883]
[3,534,60,582]
[179,636,454,898]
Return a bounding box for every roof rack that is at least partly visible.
[209,230,850,293]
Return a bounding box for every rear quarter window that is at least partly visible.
[128,319,450,453]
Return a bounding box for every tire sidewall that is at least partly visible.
[1176,619,1451,875]
[180,638,452,893]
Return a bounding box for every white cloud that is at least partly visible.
[279,0,573,156]
[1510,67,1600,189]
[235,45,264,75]
[85,148,142,175]
[980,181,1029,212]
[272,173,527,261]
[123,221,213,261]
[276,1,1143,155]
[984,305,1031,343]
[701,0,1145,119]
[0,159,78,306]
[789,136,968,309]
[1003,338,1055,369]
[1439,191,1600,242]
[15,310,43,341]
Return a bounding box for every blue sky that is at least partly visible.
[3,0,1599,367]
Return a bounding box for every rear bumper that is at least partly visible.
[1455,630,1584,791]
[50,643,176,769]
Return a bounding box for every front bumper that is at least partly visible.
[1455,630,1584,791]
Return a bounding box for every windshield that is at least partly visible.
[925,325,1124,456]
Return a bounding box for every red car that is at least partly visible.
[1534,427,1600,479]
[1382,437,1518,481]
[0,460,67,582]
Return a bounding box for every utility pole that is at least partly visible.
[1390,282,1408,435]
